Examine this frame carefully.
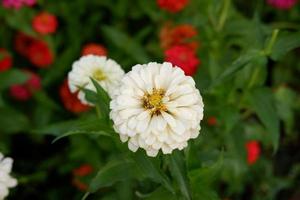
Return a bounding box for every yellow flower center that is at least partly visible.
[143,89,167,115]
[93,69,106,81]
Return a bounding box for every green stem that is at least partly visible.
[81,192,90,200]
[95,105,102,119]
[217,0,231,31]
[265,29,280,56]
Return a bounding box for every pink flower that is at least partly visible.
[267,0,298,9]
[2,0,36,9]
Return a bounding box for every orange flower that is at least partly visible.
[81,43,107,56]
[32,12,58,35]
[60,79,90,113]
[160,23,198,50]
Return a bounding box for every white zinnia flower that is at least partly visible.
[0,153,17,200]
[110,62,204,157]
[68,55,125,105]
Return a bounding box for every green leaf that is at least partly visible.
[189,152,223,200]
[33,116,109,136]
[133,151,175,194]
[167,151,191,200]
[88,159,135,193]
[33,91,61,111]
[210,50,263,88]
[0,107,29,133]
[0,69,29,90]
[52,130,113,143]
[143,187,176,200]
[248,87,280,151]
[102,26,150,63]
[270,31,300,61]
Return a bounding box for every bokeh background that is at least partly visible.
[0,0,300,199]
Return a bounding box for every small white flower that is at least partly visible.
[68,55,125,105]
[110,62,204,157]
[0,153,17,200]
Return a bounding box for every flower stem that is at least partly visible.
[95,105,102,119]
[81,192,90,200]
[265,29,280,56]
[217,0,231,31]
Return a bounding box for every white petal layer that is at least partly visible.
[110,62,204,157]
[68,55,125,105]
[0,153,17,199]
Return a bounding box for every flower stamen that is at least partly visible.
[143,88,167,115]
[93,69,106,81]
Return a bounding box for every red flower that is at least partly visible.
[72,179,88,191]
[32,12,58,35]
[73,164,93,177]
[10,70,41,101]
[15,33,36,57]
[60,79,90,113]
[72,164,93,191]
[160,23,198,50]
[27,40,54,68]
[81,43,107,56]
[245,141,261,165]
[267,0,298,10]
[15,32,54,67]
[157,0,189,12]
[0,48,12,72]
[207,116,217,126]
[164,45,200,76]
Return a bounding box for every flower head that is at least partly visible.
[157,0,189,12]
[81,43,107,56]
[15,32,36,57]
[0,48,13,72]
[72,164,93,191]
[60,79,90,113]
[27,40,54,68]
[32,12,58,35]
[160,23,198,50]
[267,0,298,9]
[68,55,125,105]
[0,153,17,199]
[2,0,36,9]
[110,62,204,157]
[165,45,200,76]
[10,70,41,101]
[246,140,261,165]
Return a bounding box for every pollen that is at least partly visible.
[93,69,106,81]
[143,88,167,115]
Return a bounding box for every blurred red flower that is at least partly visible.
[27,40,54,68]
[72,164,93,191]
[246,141,261,165]
[157,0,189,12]
[15,32,54,67]
[60,79,90,113]
[81,43,107,56]
[165,44,200,76]
[160,23,198,50]
[10,70,41,101]
[0,48,13,72]
[267,0,298,9]
[15,33,36,57]
[207,116,217,126]
[32,12,58,35]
